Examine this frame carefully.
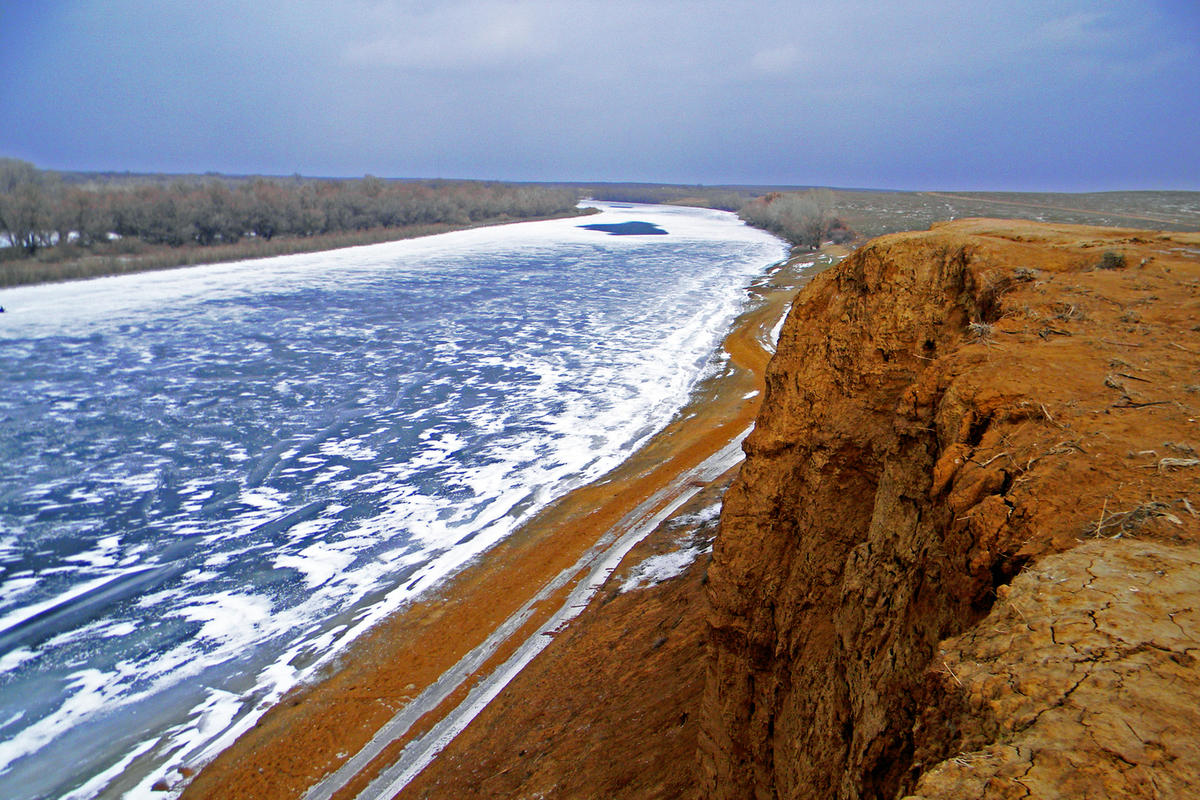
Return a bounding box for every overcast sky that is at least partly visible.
[1,1,1197,190]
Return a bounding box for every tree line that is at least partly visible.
[0,159,856,276]
[0,159,583,257]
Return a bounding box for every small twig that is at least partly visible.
[1158,457,1200,472]
[1183,498,1198,518]
[1039,403,1062,427]
[1096,498,1108,539]
[942,659,964,687]
[1112,398,1171,409]
[1171,342,1198,354]
[975,451,1011,468]
[1118,372,1153,383]
[1102,338,1145,348]
[1088,501,1173,538]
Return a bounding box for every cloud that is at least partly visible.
[750,45,799,75]
[1034,11,1108,45]
[4,0,1197,188]
[343,1,558,71]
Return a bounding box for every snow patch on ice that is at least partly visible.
[173,591,273,646]
[275,541,358,589]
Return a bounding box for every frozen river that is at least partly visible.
[0,203,785,798]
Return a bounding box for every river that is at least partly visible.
[0,202,785,798]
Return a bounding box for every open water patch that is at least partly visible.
[578,220,668,235]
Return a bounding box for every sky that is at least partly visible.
[1,1,1197,191]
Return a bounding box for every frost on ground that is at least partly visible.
[620,546,711,593]
[664,500,722,533]
[621,500,721,592]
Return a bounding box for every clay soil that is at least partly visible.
[399,474,731,800]
[702,219,1200,799]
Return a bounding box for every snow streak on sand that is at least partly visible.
[0,203,785,798]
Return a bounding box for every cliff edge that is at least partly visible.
[702,219,1200,799]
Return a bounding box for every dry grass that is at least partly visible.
[967,321,995,342]
[1087,501,1183,538]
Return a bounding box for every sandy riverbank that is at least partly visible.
[174,248,833,798]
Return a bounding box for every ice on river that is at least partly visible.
[0,202,785,798]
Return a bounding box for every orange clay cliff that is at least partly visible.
[701,219,1200,799]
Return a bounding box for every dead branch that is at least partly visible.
[1158,457,1200,472]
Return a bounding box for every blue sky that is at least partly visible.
[1,1,1197,190]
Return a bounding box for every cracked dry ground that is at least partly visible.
[907,540,1200,799]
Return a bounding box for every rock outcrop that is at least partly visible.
[701,220,1200,799]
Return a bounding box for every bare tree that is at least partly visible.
[739,188,837,250]
[0,158,53,253]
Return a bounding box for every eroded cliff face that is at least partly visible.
[701,220,1200,799]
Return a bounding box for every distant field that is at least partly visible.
[828,190,1200,240]
[568,181,1200,245]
